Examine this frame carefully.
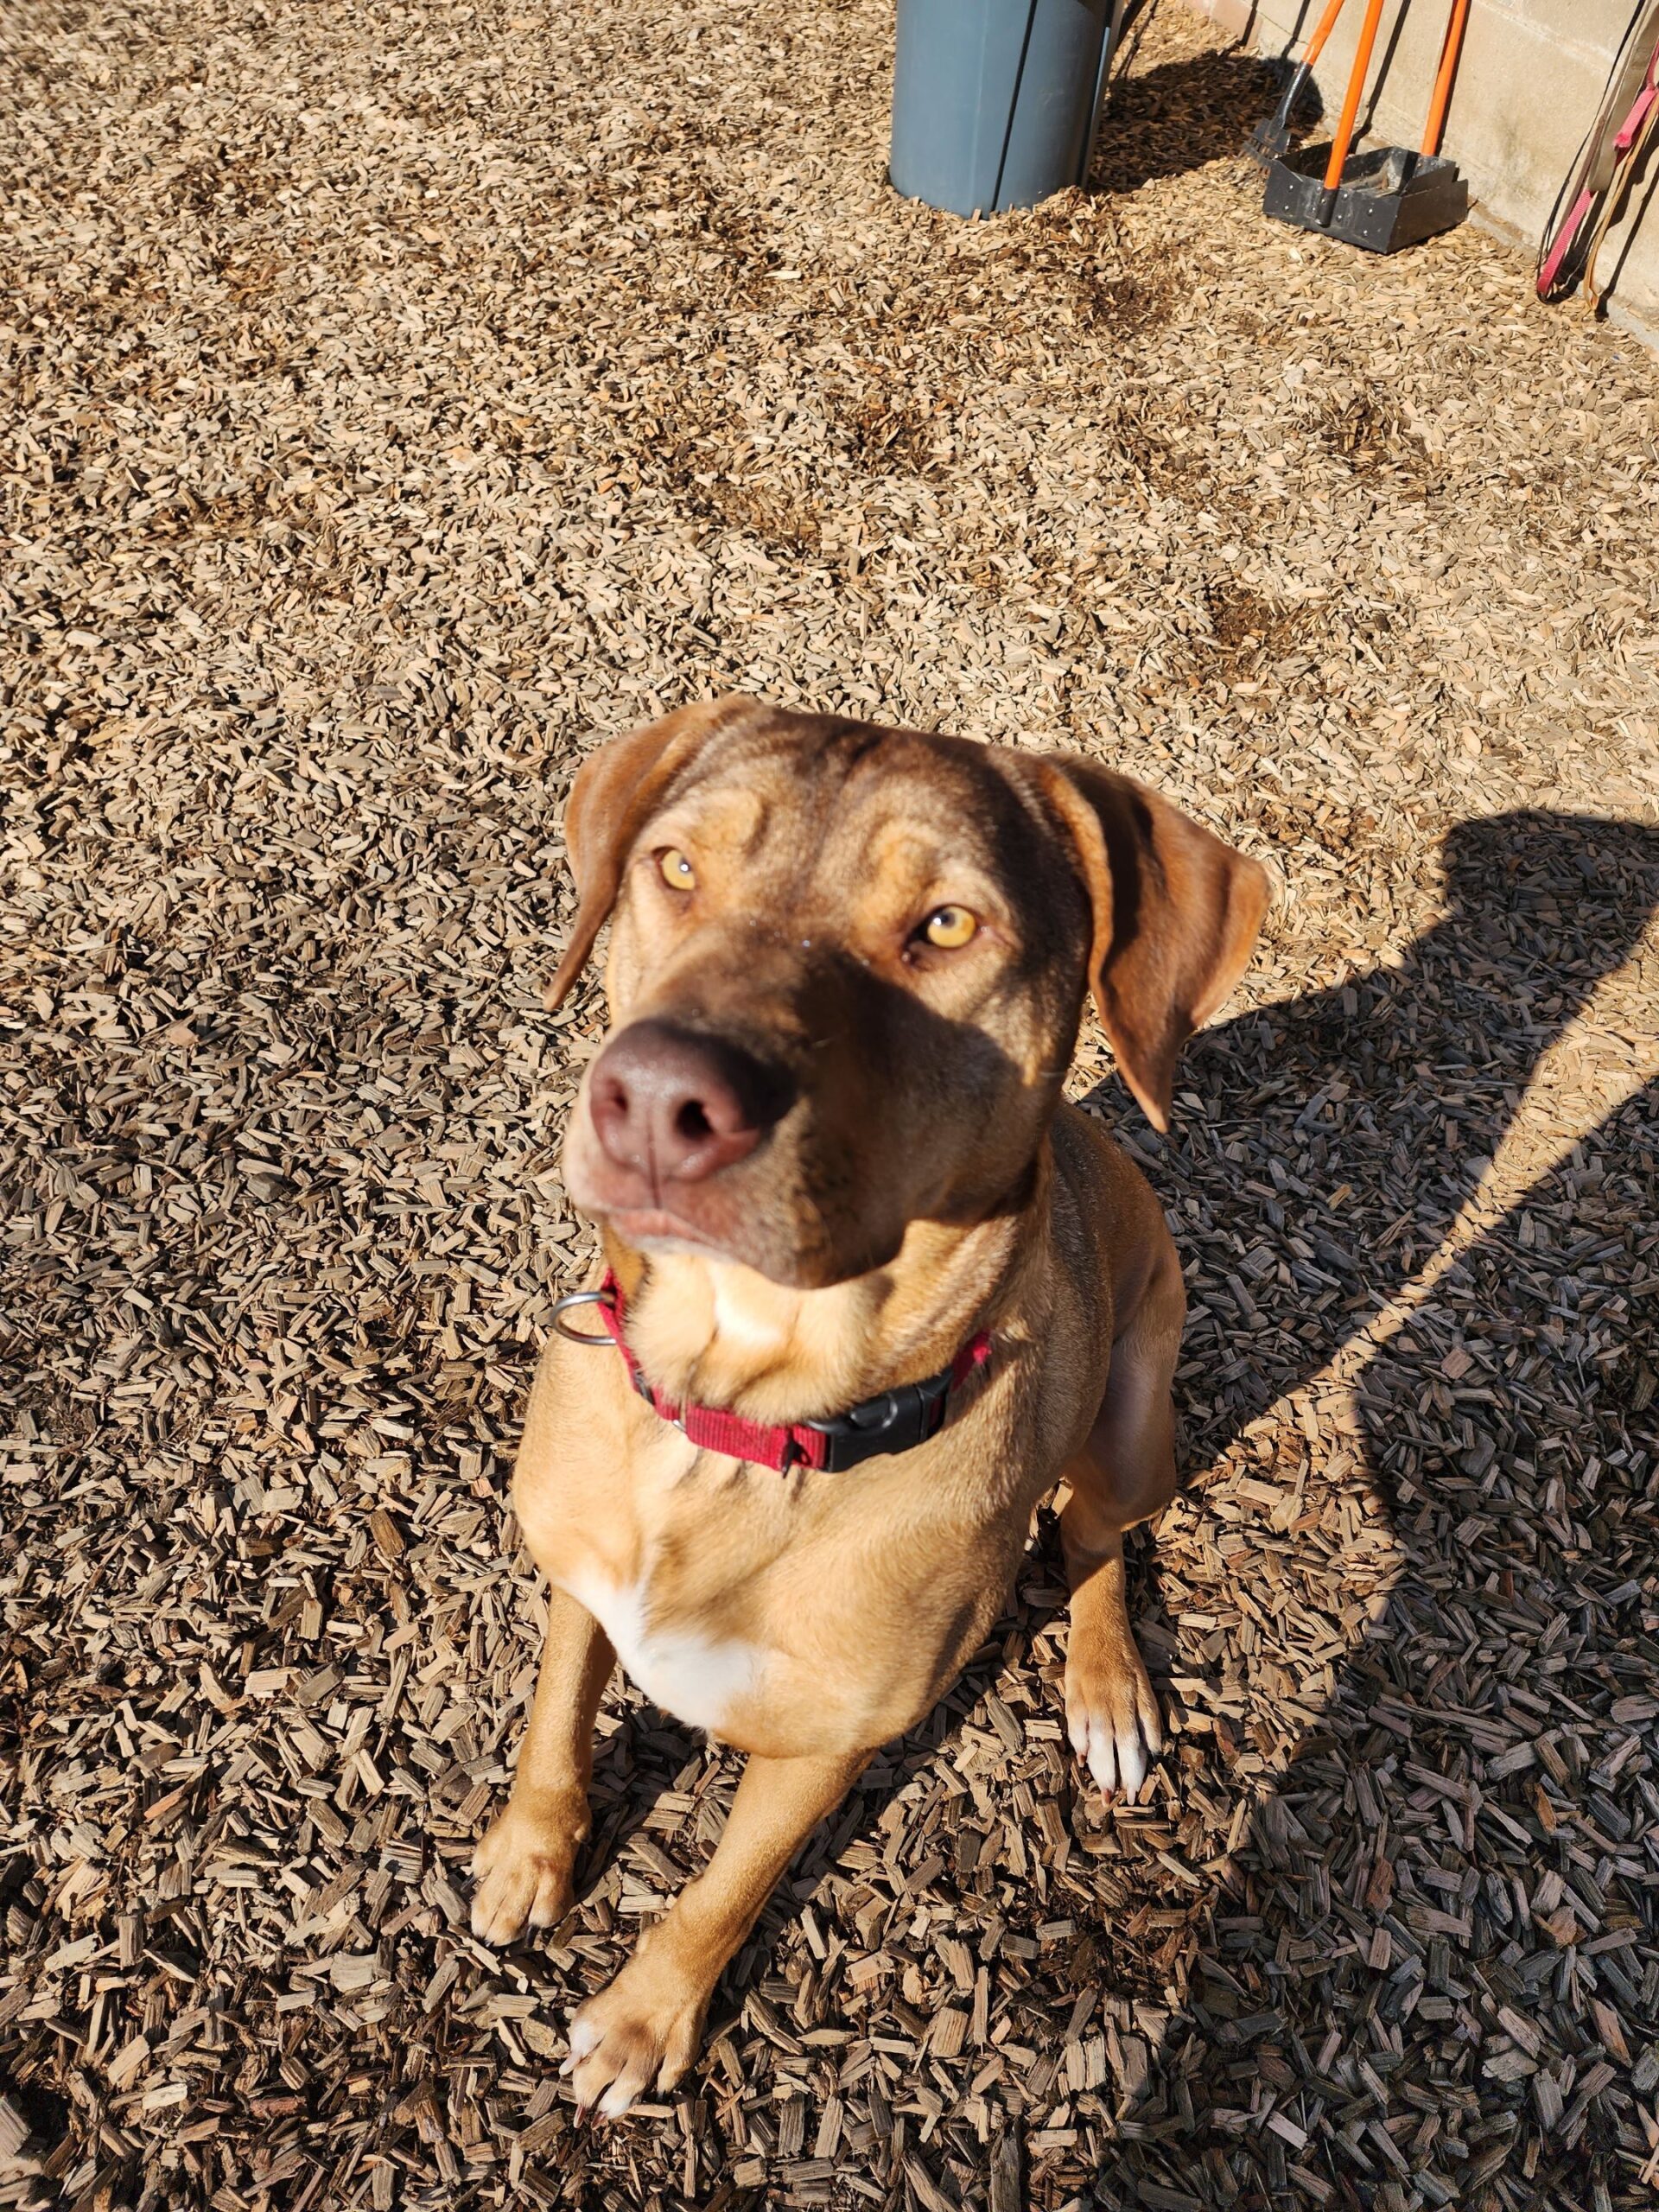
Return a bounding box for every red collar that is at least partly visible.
[552,1270,993,1474]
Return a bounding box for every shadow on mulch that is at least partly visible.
[1087,41,1279,196]
[1083,809,1659,2203]
[1133,806,1659,1472]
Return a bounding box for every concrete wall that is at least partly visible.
[1189,0,1659,344]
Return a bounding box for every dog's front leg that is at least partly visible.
[1061,1238,1185,1802]
[563,1745,868,2117]
[472,1585,614,1942]
[1061,1502,1166,1802]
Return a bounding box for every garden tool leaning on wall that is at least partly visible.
[1537,0,1659,308]
[1249,0,1352,166]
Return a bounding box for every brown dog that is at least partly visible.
[470,696,1267,2116]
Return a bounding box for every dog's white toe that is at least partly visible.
[1066,1634,1164,1804]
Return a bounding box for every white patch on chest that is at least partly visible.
[558,1563,763,1736]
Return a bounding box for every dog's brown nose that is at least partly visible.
[588,1020,792,1185]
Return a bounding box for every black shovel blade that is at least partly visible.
[1245,60,1317,170]
[1247,118,1294,167]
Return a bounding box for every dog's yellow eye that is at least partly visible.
[922,905,978,950]
[658,848,696,892]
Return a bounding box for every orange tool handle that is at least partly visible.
[1421,0,1471,156]
[1301,0,1351,71]
[1323,0,1389,193]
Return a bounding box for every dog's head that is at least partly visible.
[550,697,1266,1287]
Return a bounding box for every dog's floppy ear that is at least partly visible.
[545,696,756,1009]
[1037,754,1268,1131]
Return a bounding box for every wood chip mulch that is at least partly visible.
[3,1,1658,2208]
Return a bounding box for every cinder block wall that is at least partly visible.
[1189,0,1659,343]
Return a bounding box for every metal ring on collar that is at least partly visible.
[551,1286,617,1344]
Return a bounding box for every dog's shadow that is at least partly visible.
[1084,811,1659,2200]
[1117,810,1659,1474]
[551,808,1658,2187]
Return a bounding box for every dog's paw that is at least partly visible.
[470,1795,583,1944]
[1065,1628,1164,1802]
[562,1947,708,2119]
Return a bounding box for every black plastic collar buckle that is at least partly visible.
[800,1365,955,1473]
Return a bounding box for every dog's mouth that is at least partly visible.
[563,1110,774,1267]
[601,1202,721,1253]
[563,1104,852,1285]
